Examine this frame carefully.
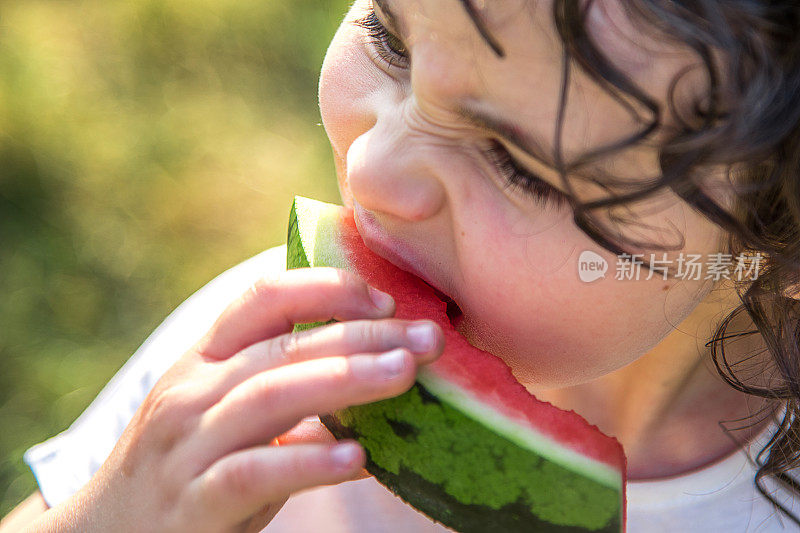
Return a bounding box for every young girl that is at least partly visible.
[3,0,800,531]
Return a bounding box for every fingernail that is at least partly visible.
[330,442,360,471]
[406,323,436,353]
[369,287,394,311]
[377,348,407,378]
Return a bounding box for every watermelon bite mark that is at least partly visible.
[287,196,627,532]
[421,281,463,326]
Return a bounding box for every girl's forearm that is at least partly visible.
[0,492,48,532]
[16,485,111,533]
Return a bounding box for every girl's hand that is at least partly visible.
[30,267,444,533]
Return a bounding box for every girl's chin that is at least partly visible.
[453,320,602,391]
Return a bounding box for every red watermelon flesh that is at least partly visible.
[287,196,627,532]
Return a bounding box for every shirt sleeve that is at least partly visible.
[24,244,288,508]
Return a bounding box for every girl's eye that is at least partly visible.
[484,140,570,209]
[352,5,563,211]
[354,8,409,69]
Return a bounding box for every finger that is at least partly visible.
[196,267,396,359]
[275,417,371,481]
[218,318,442,387]
[274,417,334,447]
[191,349,416,471]
[187,441,365,529]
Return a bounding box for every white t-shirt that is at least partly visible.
[24,245,800,532]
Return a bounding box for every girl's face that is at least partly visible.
[319,0,731,389]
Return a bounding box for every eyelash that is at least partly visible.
[354,6,567,209]
[484,141,569,208]
[354,9,409,69]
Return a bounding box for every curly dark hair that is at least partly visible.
[459,0,800,526]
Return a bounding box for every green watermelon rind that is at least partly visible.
[319,381,621,533]
[416,368,622,490]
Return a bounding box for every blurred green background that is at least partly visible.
[0,0,350,515]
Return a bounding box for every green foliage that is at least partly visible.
[0,0,350,515]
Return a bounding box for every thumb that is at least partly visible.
[274,416,371,481]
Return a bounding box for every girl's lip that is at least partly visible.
[352,201,456,303]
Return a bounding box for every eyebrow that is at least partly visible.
[457,104,558,170]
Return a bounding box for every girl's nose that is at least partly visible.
[346,126,447,223]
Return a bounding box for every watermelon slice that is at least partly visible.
[286,196,627,532]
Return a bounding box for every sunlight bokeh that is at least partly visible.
[0,0,350,513]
